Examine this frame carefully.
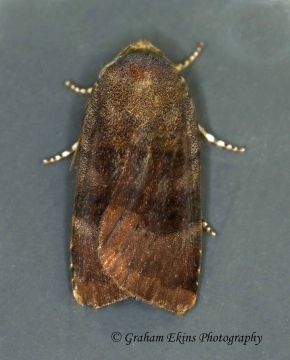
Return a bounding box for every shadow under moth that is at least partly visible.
[44,39,244,315]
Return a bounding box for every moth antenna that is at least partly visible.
[174,41,205,72]
[43,141,79,165]
[65,81,93,95]
[198,125,245,153]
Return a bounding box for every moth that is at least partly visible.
[44,39,244,315]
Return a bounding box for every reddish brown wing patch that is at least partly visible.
[98,145,201,314]
[71,43,201,314]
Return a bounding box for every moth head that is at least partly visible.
[99,39,164,77]
[117,39,164,58]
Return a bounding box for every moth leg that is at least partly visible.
[65,81,93,95]
[198,125,245,153]
[174,41,205,72]
[202,219,216,237]
[43,141,79,165]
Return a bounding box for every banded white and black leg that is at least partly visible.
[43,141,79,165]
[202,219,216,237]
[198,125,245,153]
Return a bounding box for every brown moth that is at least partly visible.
[44,39,244,315]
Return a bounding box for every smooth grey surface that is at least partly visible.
[1,0,289,359]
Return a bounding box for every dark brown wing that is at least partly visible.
[97,90,201,315]
[71,84,130,308]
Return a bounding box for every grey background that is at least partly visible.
[1,0,289,359]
